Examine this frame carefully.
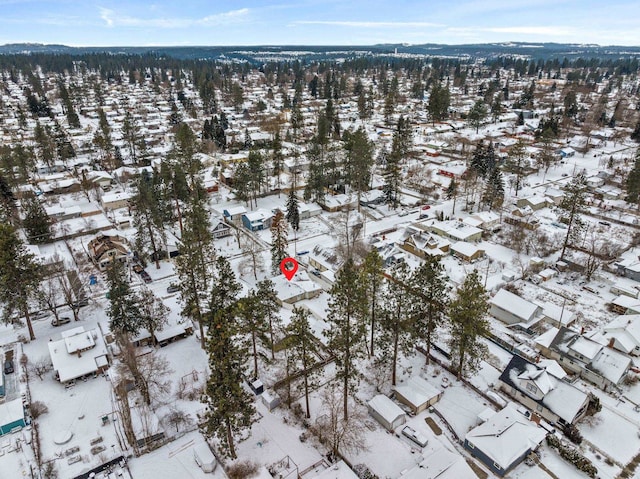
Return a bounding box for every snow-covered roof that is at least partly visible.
[367,394,405,425]
[569,336,602,360]
[48,327,109,383]
[589,347,631,385]
[400,443,476,479]
[394,376,441,408]
[312,461,359,479]
[0,398,24,428]
[465,404,546,471]
[450,241,482,258]
[491,289,541,323]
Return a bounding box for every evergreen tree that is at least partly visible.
[446,178,458,215]
[236,291,268,380]
[138,288,169,347]
[411,256,448,365]
[233,163,252,205]
[558,173,588,259]
[342,127,374,207]
[468,100,487,133]
[201,303,256,459]
[22,193,51,244]
[626,149,640,207]
[325,259,366,420]
[247,150,265,206]
[379,262,414,386]
[106,261,142,338]
[209,255,242,328]
[285,189,300,231]
[132,172,166,269]
[0,223,42,340]
[175,193,215,348]
[482,167,505,211]
[447,270,489,379]
[427,82,450,124]
[287,307,318,418]
[383,143,401,209]
[272,131,284,190]
[506,139,527,196]
[362,249,384,357]
[270,210,289,275]
[256,279,280,359]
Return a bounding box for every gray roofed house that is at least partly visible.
[464,404,546,476]
[489,289,543,329]
[498,355,589,425]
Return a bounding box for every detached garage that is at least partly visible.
[394,376,443,414]
[367,394,406,431]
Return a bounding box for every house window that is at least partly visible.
[468,442,475,449]
[537,404,543,412]
[493,462,502,471]
[526,383,537,394]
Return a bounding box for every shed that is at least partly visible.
[367,394,406,431]
[450,241,484,262]
[490,289,543,326]
[0,398,26,436]
[394,376,442,414]
[261,390,281,411]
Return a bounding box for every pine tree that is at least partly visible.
[256,279,280,359]
[411,255,448,365]
[558,173,588,259]
[467,100,487,133]
[209,255,242,328]
[138,288,169,346]
[325,259,366,420]
[22,193,51,244]
[427,82,450,124]
[382,144,401,208]
[132,171,167,269]
[448,270,489,379]
[201,305,256,459]
[342,127,374,207]
[270,210,289,275]
[482,167,505,211]
[362,249,383,357]
[106,261,142,339]
[175,193,215,348]
[379,262,414,386]
[0,223,42,340]
[446,178,458,215]
[287,307,319,418]
[285,189,300,231]
[626,149,640,207]
[236,291,268,380]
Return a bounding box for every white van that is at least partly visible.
[193,442,217,473]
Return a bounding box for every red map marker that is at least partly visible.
[280,257,298,281]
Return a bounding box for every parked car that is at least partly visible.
[31,310,49,320]
[140,271,152,284]
[4,359,14,374]
[51,316,71,327]
[401,426,428,448]
[167,284,180,294]
[71,298,90,309]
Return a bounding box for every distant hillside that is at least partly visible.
[1,42,639,62]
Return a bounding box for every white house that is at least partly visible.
[490,289,543,328]
[603,315,640,356]
[48,326,110,383]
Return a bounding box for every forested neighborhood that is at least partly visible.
[1,44,640,479]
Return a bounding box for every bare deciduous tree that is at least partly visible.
[29,355,50,380]
[312,383,368,461]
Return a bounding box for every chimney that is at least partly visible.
[608,337,615,349]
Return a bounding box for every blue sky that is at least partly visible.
[0,0,639,46]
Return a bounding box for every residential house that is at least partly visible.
[394,376,442,414]
[610,294,640,315]
[504,207,539,230]
[367,394,406,431]
[535,326,632,391]
[242,210,272,231]
[498,355,590,425]
[425,220,483,243]
[272,272,323,304]
[464,404,546,477]
[48,326,110,383]
[450,241,484,262]
[614,258,640,283]
[320,194,358,212]
[602,315,640,356]
[516,196,548,211]
[223,205,247,226]
[490,289,544,330]
[312,461,359,479]
[212,220,232,239]
[558,147,576,158]
[463,211,501,232]
[400,228,450,259]
[399,443,477,479]
[101,190,133,211]
[87,234,130,271]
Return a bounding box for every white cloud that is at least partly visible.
[291,20,443,28]
[98,7,250,29]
